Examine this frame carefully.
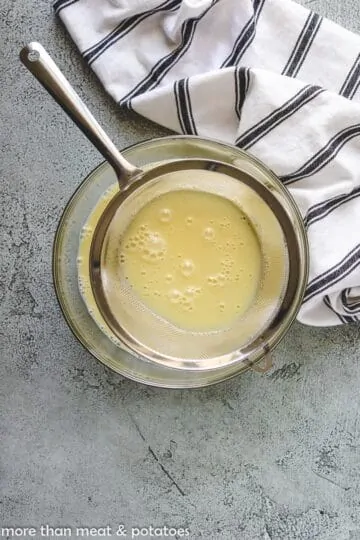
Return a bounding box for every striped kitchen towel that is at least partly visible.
[55,0,360,326]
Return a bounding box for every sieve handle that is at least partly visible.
[19,42,142,188]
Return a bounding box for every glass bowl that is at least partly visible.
[53,135,308,388]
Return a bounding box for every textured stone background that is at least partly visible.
[1,1,360,539]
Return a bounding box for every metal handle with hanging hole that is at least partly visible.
[19,42,142,188]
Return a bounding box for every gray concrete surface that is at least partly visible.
[1,1,360,539]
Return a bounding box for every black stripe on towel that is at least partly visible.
[323,295,355,324]
[174,78,198,135]
[304,186,360,229]
[339,53,360,100]
[234,67,251,120]
[83,0,181,65]
[221,0,265,68]
[282,12,322,77]
[53,0,79,15]
[304,244,360,304]
[281,124,360,185]
[236,85,323,149]
[341,288,360,315]
[120,0,219,105]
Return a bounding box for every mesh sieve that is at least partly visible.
[89,159,296,371]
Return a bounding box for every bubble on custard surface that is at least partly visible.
[184,286,198,297]
[141,231,167,262]
[159,208,172,223]
[180,259,195,277]
[219,302,225,312]
[141,249,155,263]
[203,226,215,241]
[126,236,140,251]
[165,274,173,284]
[207,275,218,286]
[147,231,165,247]
[168,289,182,303]
[186,216,193,226]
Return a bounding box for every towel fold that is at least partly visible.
[55,0,360,326]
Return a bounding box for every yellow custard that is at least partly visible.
[117,190,262,331]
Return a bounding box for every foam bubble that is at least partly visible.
[159,208,172,223]
[139,230,167,262]
[180,259,195,277]
[184,286,197,297]
[186,216,193,225]
[207,275,218,286]
[203,227,215,241]
[168,289,182,303]
[165,274,173,283]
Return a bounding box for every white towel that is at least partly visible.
[55,0,360,326]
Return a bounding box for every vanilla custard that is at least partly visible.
[117,190,262,331]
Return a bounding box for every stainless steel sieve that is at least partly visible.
[20,42,309,375]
